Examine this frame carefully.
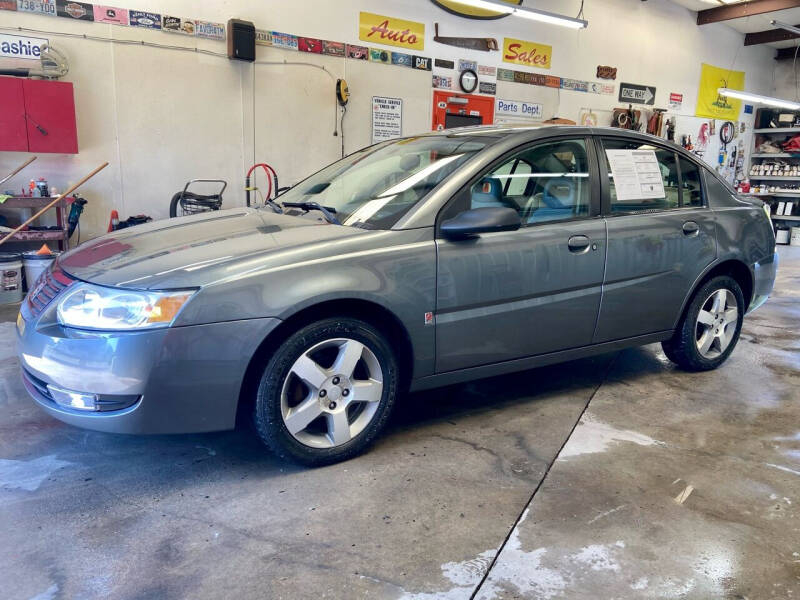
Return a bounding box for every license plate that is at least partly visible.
[17,0,57,15]
[16,312,25,336]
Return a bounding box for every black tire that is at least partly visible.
[662,275,745,371]
[254,317,398,466]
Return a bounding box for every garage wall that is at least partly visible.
[0,0,774,239]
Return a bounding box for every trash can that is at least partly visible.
[0,252,23,304]
[22,251,58,292]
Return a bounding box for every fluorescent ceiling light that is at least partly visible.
[717,87,800,110]
[449,0,588,29]
[771,19,800,36]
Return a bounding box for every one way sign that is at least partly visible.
[618,82,656,105]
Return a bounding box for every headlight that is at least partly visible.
[57,284,195,331]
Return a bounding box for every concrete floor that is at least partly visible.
[1,247,798,600]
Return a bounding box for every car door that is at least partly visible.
[592,136,716,343]
[434,137,607,373]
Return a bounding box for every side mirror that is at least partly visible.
[441,207,521,239]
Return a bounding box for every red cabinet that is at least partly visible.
[0,76,78,154]
[0,77,28,152]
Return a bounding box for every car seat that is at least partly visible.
[470,177,506,209]
[528,177,575,223]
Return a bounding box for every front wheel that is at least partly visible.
[254,317,398,466]
[662,275,744,371]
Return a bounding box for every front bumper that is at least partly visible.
[17,306,281,434]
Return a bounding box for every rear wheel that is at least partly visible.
[254,317,398,466]
[662,275,744,371]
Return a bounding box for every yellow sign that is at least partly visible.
[502,37,552,70]
[431,0,522,19]
[695,63,745,120]
[359,12,424,51]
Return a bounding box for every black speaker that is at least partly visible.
[227,19,255,62]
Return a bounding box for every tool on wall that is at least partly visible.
[0,43,69,79]
[718,120,735,167]
[646,108,666,136]
[336,78,349,157]
[612,105,641,131]
[0,162,108,249]
[666,117,676,142]
[0,157,37,188]
[433,23,499,51]
[696,122,709,155]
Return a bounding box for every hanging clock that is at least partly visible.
[459,69,478,93]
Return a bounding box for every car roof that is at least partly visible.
[422,124,695,161]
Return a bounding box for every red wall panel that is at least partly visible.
[0,76,29,152]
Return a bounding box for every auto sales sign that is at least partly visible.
[0,34,48,60]
[359,12,424,51]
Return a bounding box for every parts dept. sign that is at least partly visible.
[495,98,543,120]
[502,37,552,70]
[0,33,48,60]
[359,11,424,51]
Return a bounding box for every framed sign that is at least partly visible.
[502,37,552,70]
[372,96,403,143]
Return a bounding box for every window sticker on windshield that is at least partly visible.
[605,149,665,201]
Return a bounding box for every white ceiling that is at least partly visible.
[670,0,800,49]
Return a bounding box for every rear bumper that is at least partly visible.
[749,251,778,314]
[17,312,281,434]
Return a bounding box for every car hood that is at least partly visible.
[58,208,373,289]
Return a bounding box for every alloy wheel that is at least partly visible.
[695,289,738,360]
[280,338,383,448]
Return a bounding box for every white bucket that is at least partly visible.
[791,227,800,247]
[0,253,23,304]
[776,228,791,245]
[22,252,58,292]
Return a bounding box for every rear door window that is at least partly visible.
[600,138,680,213]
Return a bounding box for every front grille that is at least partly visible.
[25,266,73,319]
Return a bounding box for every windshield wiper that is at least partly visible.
[281,201,341,225]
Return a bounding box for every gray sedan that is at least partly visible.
[17,126,777,465]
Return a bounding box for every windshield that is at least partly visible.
[276,135,488,228]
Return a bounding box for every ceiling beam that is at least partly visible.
[775,46,800,59]
[745,25,800,45]
[697,0,800,26]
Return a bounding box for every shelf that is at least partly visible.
[749,175,800,180]
[754,127,800,133]
[0,196,74,209]
[742,193,800,198]
[772,214,800,221]
[0,229,68,242]
[751,153,795,158]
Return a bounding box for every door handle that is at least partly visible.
[682,221,699,236]
[568,235,591,253]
